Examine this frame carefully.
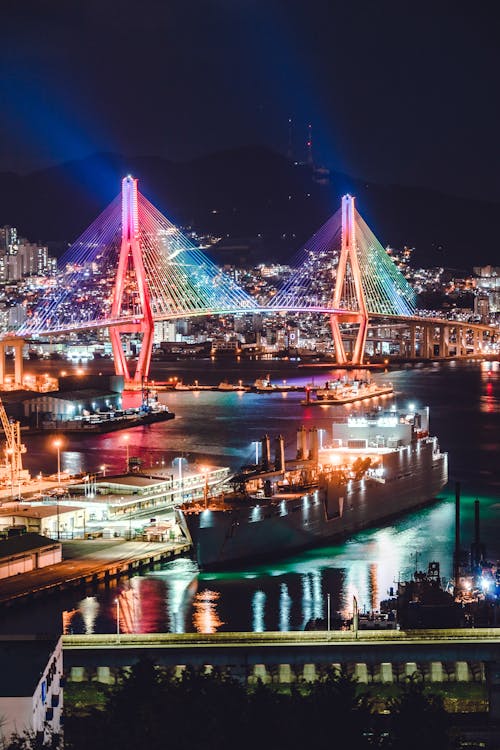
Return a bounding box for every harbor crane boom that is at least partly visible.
[0,396,28,489]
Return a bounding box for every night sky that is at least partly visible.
[1,0,499,201]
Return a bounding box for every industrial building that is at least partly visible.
[0,533,62,579]
[0,504,87,539]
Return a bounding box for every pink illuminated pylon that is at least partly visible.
[330,195,368,365]
[109,176,154,384]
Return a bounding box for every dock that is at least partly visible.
[0,538,191,608]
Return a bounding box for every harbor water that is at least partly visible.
[2,360,498,635]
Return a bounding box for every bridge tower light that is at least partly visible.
[109,176,154,386]
[330,194,369,366]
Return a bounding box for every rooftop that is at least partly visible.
[103,475,164,488]
[0,636,60,697]
[22,388,119,403]
[0,505,81,519]
[0,532,59,559]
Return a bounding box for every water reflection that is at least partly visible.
[279,583,291,631]
[80,596,100,633]
[10,490,498,637]
[192,590,224,633]
[1,362,498,636]
[252,590,266,632]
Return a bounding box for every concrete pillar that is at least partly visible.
[458,326,466,357]
[455,661,471,682]
[473,329,481,355]
[96,666,113,684]
[410,324,417,359]
[14,341,23,385]
[70,666,85,682]
[430,662,443,682]
[0,343,4,385]
[353,663,368,684]
[405,662,419,678]
[380,663,394,683]
[487,661,500,722]
[253,664,268,683]
[278,664,292,684]
[439,326,449,358]
[422,325,430,359]
[303,664,316,682]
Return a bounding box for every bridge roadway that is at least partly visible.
[17,308,497,337]
[64,629,500,718]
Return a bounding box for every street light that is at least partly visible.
[100,464,106,477]
[172,457,187,501]
[53,439,63,485]
[318,429,326,451]
[252,441,260,466]
[199,465,210,509]
[6,447,14,501]
[115,597,120,639]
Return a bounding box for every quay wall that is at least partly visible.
[0,543,191,608]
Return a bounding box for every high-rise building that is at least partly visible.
[0,225,18,255]
[474,265,500,313]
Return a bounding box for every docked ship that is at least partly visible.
[175,406,448,570]
[303,377,393,405]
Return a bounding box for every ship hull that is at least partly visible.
[176,442,448,571]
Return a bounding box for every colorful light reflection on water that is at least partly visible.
[1,361,499,636]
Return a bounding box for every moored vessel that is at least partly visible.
[176,405,448,570]
[302,377,394,405]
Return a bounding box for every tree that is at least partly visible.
[388,676,450,750]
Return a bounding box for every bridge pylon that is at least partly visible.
[330,195,368,365]
[109,176,154,386]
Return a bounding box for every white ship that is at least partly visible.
[176,406,448,570]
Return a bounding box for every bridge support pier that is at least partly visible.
[422,325,431,359]
[439,325,449,358]
[473,328,481,356]
[0,337,25,388]
[409,323,417,358]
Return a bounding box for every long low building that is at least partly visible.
[0,532,61,579]
[0,504,87,539]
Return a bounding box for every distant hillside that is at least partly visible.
[0,147,497,268]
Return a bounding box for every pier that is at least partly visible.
[0,539,191,608]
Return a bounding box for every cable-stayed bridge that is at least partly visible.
[9,176,495,384]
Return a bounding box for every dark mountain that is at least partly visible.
[0,147,497,269]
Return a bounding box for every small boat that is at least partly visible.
[218,381,246,391]
[253,376,276,392]
[302,377,394,405]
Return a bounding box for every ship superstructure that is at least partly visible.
[176,406,448,570]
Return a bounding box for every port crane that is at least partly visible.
[0,396,29,490]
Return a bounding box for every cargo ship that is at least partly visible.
[176,406,448,570]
